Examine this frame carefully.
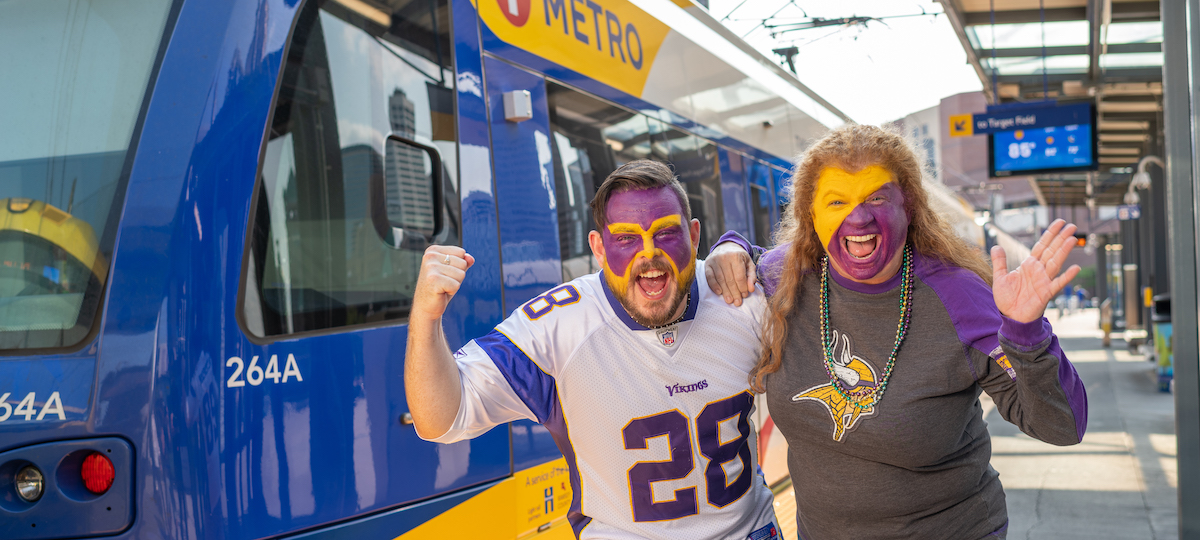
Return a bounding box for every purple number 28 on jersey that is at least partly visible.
[622,410,698,522]
[698,391,754,507]
[621,392,755,522]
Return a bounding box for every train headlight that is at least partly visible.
[15,465,44,502]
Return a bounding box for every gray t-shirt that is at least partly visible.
[755,246,1087,540]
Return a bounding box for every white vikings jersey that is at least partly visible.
[425,260,780,540]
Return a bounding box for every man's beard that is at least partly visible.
[608,258,695,328]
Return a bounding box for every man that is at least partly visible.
[405,160,780,540]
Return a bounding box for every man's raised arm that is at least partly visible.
[405,245,475,440]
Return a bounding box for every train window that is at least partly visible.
[546,83,728,277]
[658,127,724,258]
[550,131,601,281]
[773,166,791,224]
[547,83,632,280]
[0,0,176,350]
[747,159,775,246]
[606,115,654,165]
[243,0,460,338]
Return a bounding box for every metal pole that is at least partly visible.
[1164,0,1200,535]
[1094,234,1108,309]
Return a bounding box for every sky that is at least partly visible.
[707,0,984,125]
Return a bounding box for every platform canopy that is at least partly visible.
[937,0,1161,206]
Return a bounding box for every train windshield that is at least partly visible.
[0,0,175,350]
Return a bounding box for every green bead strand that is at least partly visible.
[819,246,914,410]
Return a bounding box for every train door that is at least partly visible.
[233,0,511,536]
[479,58,571,498]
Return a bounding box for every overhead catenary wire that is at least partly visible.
[720,0,754,22]
[742,0,805,38]
[765,10,938,37]
[719,1,951,85]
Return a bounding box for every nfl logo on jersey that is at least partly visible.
[656,328,676,347]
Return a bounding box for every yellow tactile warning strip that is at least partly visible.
[771,479,798,540]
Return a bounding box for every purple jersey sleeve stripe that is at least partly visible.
[998,316,1052,349]
[545,402,588,536]
[477,330,557,423]
[571,515,593,538]
[475,331,592,534]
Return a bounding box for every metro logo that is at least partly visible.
[499,0,531,27]
[476,0,669,97]
[542,0,644,69]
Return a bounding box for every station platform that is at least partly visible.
[768,307,1179,540]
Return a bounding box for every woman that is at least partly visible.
[706,124,1087,539]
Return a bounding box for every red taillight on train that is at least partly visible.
[81,452,114,494]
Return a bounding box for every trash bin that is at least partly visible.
[1151,294,1172,392]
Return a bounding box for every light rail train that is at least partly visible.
[0,0,998,538]
[0,0,835,538]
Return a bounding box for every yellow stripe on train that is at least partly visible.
[397,458,574,539]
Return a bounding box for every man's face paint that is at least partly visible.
[811,165,910,282]
[601,187,696,327]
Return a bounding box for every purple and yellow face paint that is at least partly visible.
[601,187,696,300]
[811,165,910,282]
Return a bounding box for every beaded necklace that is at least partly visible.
[641,292,690,330]
[819,245,913,410]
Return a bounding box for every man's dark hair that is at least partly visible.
[589,160,692,230]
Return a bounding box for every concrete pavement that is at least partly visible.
[991,308,1178,540]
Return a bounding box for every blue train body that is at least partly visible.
[0,0,834,537]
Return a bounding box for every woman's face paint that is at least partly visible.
[600,186,697,326]
[811,165,910,282]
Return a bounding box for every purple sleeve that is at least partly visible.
[713,230,789,297]
[756,247,789,297]
[995,315,1089,444]
[715,230,752,253]
[919,255,1088,445]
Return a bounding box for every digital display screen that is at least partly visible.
[989,122,1097,177]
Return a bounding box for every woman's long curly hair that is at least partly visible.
[749,124,993,392]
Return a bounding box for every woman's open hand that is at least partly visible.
[991,219,1081,323]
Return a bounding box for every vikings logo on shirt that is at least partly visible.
[792,329,879,442]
